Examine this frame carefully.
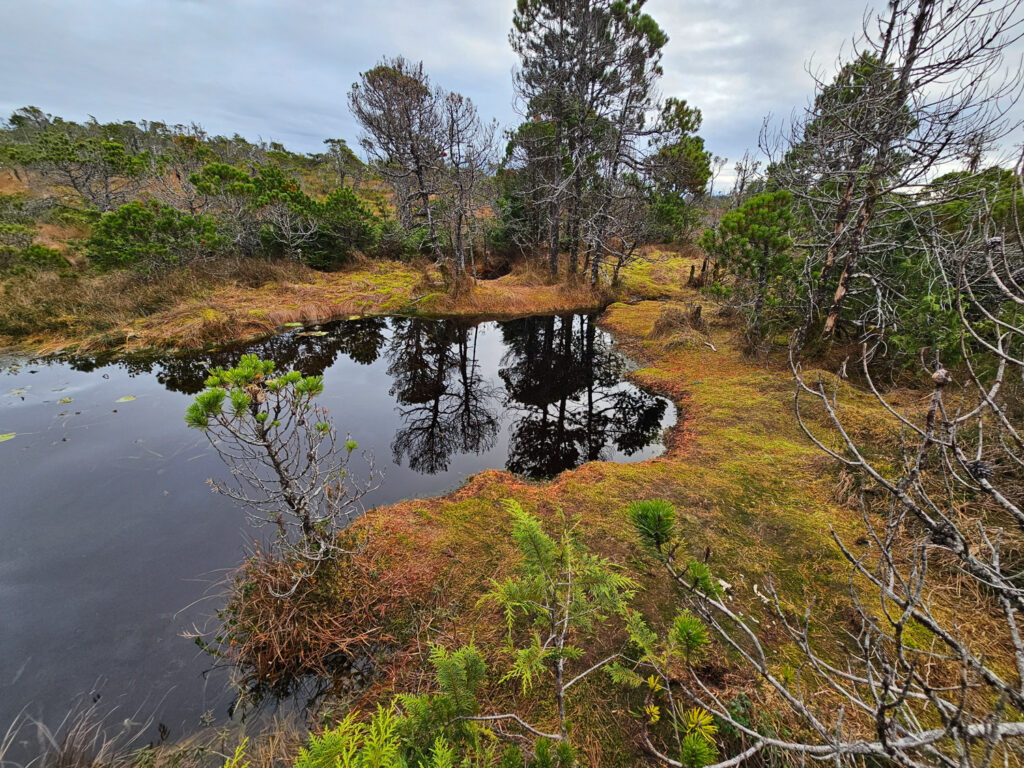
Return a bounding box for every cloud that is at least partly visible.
[1,0,1020,185]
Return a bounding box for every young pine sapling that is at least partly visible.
[185,354,377,592]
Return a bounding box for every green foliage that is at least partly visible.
[284,644,536,768]
[185,355,327,430]
[304,187,377,268]
[294,707,405,768]
[397,643,487,757]
[0,222,34,249]
[87,200,226,271]
[190,162,378,267]
[649,99,713,243]
[484,500,635,644]
[614,607,719,767]
[481,499,635,738]
[222,738,250,768]
[372,213,423,260]
[670,610,710,663]
[0,219,65,273]
[626,499,722,600]
[680,728,718,768]
[707,190,794,278]
[530,738,574,768]
[628,499,676,552]
[703,190,795,336]
[1,243,65,274]
[4,117,150,211]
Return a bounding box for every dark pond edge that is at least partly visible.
[2,298,629,366]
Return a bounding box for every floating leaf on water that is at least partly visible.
[282,322,303,328]
[59,397,73,404]
[115,395,136,403]
[297,331,328,337]
[0,433,15,443]
[348,315,360,320]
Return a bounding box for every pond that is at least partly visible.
[0,313,676,744]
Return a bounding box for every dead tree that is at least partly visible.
[632,107,1024,768]
[440,92,497,280]
[768,0,1023,350]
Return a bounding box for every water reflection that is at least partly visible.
[61,314,671,480]
[500,315,668,477]
[386,319,501,474]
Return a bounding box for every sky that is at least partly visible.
[1,0,1020,187]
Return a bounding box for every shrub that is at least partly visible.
[87,200,226,271]
[301,187,378,269]
[0,222,34,249]
[1,243,65,274]
[0,223,65,273]
[372,214,422,260]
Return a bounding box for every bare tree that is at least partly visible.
[440,92,498,280]
[767,0,1023,350]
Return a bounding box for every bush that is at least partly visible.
[0,222,34,249]
[369,215,421,261]
[301,187,378,269]
[1,243,65,274]
[87,200,226,272]
[0,222,65,273]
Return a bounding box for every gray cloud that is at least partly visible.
[2,0,1020,184]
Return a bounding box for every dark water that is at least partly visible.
[0,313,675,743]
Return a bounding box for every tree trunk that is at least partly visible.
[548,123,563,275]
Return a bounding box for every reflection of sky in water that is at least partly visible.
[0,314,676,745]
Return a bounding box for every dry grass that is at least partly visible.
[0,253,668,356]
[0,699,304,768]
[0,259,317,354]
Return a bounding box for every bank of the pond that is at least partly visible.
[7,254,1005,767]
[0,252,691,357]
[242,285,1008,765]
[206,273,907,766]
[0,311,676,747]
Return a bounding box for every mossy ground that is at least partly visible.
[273,254,1012,765]
[9,245,1009,764]
[256,253,915,765]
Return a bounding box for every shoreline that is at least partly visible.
[0,254,689,359]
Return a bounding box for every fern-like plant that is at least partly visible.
[480,500,636,741]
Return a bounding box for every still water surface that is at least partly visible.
[0,313,675,741]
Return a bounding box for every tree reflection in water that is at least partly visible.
[386,318,500,474]
[60,313,670,479]
[499,314,667,477]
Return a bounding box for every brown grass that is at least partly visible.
[0,254,663,356]
[0,170,29,195]
[0,259,316,354]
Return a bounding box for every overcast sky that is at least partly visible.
[1,0,1020,186]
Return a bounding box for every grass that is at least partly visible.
[221,260,1010,766]
[0,253,678,357]
[8,244,1014,765]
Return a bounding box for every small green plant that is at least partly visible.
[185,354,377,591]
[481,500,636,741]
[614,499,723,766]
